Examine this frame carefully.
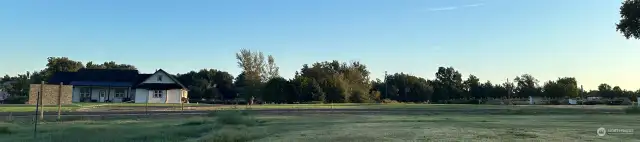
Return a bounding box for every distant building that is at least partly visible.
[45,68,189,103]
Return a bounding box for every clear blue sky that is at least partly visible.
[1,0,638,90]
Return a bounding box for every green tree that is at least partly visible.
[542,77,579,98]
[262,77,289,103]
[464,74,481,99]
[235,49,267,99]
[513,74,541,98]
[43,57,84,80]
[264,55,280,80]
[85,61,137,70]
[616,0,640,39]
[321,75,349,103]
[598,83,614,98]
[432,67,464,101]
[176,69,235,100]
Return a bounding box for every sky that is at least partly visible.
[1,0,638,90]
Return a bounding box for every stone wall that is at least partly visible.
[28,84,73,105]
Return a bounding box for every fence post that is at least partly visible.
[181,97,184,115]
[39,81,44,121]
[57,82,62,120]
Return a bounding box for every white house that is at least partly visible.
[48,69,188,103]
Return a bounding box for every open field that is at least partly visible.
[0,104,81,113]
[2,102,635,113]
[0,103,208,112]
[0,109,638,142]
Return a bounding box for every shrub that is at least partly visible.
[3,96,27,104]
[0,126,11,134]
[624,106,640,114]
[381,99,400,104]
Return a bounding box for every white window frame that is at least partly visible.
[153,90,164,98]
[115,89,125,98]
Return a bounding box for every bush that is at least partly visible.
[0,126,11,134]
[381,99,400,104]
[624,106,640,114]
[3,96,27,104]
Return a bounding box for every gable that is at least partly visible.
[141,71,176,84]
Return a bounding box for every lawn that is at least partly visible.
[0,104,80,113]
[0,108,638,141]
[0,103,207,112]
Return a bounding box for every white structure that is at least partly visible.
[49,69,188,103]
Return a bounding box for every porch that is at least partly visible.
[72,86,134,103]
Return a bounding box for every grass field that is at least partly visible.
[0,103,208,112]
[0,105,638,142]
[2,102,634,113]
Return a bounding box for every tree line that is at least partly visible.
[1,50,639,104]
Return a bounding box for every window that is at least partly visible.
[153,90,164,98]
[115,89,125,98]
[157,76,163,81]
[80,88,91,97]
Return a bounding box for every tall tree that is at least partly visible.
[598,83,614,98]
[265,55,280,80]
[432,67,464,101]
[176,69,234,100]
[513,74,541,98]
[464,74,481,99]
[44,57,84,79]
[616,0,640,39]
[235,49,267,99]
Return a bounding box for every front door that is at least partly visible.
[99,90,106,102]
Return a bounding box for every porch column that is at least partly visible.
[127,87,132,101]
[90,86,93,102]
[107,86,111,102]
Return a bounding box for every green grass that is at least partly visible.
[1,108,638,142]
[0,105,80,112]
[0,103,206,112]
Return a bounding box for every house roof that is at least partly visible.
[47,72,76,84]
[135,69,187,90]
[134,74,152,85]
[74,69,139,82]
[46,69,187,90]
[136,83,185,90]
